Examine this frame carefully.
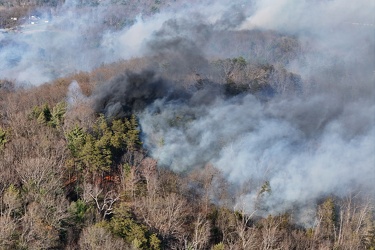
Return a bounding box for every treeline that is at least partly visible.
[0,58,374,250]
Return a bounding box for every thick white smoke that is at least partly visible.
[139,88,375,214]
[67,80,86,107]
[135,0,375,217]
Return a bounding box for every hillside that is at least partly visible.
[0,0,374,249]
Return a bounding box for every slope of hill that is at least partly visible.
[0,0,374,249]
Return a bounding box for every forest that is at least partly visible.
[0,0,374,249]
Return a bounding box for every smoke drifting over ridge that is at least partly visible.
[2,0,375,217]
[0,0,249,85]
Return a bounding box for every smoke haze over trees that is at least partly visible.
[0,0,374,249]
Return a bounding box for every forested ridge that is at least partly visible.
[1,0,374,249]
[1,58,374,249]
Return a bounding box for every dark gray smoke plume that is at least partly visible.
[93,68,227,119]
[93,70,190,118]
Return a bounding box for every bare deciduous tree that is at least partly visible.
[88,186,120,220]
[334,195,374,250]
[188,213,211,250]
[261,216,282,250]
[79,224,128,250]
[0,215,18,249]
[135,192,190,246]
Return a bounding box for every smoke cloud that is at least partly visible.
[2,0,374,220]
[135,0,374,217]
[0,0,250,85]
[67,80,87,107]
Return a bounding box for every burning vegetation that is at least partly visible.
[0,0,374,249]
